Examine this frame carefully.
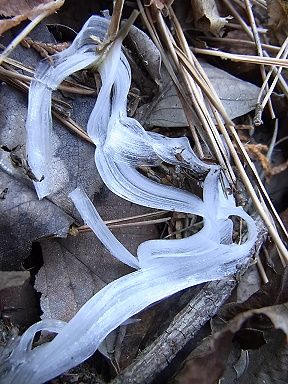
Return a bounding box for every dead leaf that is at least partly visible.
[171,303,288,384]
[0,279,39,327]
[35,188,158,322]
[0,24,103,269]
[236,264,261,303]
[0,271,30,290]
[35,235,131,322]
[267,0,288,45]
[136,62,260,127]
[235,331,288,384]
[128,24,161,84]
[0,0,64,35]
[187,0,228,36]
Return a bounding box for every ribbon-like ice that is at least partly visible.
[1,14,258,384]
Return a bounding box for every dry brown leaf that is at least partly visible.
[0,0,64,35]
[35,190,158,322]
[171,303,288,384]
[136,62,260,128]
[188,0,228,36]
[267,0,288,44]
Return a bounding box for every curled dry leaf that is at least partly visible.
[187,0,228,36]
[128,24,161,84]
[171,303,288,384]
[0,0,64,35]
[267,0,288,44]
[136,62,260,128]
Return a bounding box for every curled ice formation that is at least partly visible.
[1,167,257,384]
[26,16,110,199]
[90,47,214,211]
[9,14,259,384]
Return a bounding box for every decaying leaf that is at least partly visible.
[187,0,228,36]
[267,0,288,45]
[0,169,74,269]
[171,302,288,384]
[136,62,260,127]
[0,0,64,35]
[35,235,131,322]
[236,264,261,303]
[35,188,158,321]
[128,24,161,84]
[0,271,30,290]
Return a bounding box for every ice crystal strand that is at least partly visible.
[95,150,206,215]
[69,187,139,269]
[87,38,123,145]
[3,249,250,384]
[2,174,258,384]
[94,57,212,214]
[26,16,110,199]
[27,53,97,199]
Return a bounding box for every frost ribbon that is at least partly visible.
[1,14,259,384]
[26,16,110,198]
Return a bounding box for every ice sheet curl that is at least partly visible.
[26,16,110,198]
[6,15,259,384]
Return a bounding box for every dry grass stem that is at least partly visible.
[191,47,288,68]
[256,253,269,284]
[259,41,288,116]
[52,112,93,143]
[170,8,236,181]
[244,0,275,120]
[0,65,97,95]
[202,36,280,54]
[107,0,125,41]
[164,5,288,263]
[154,9,204,157]
[75,211,170,233]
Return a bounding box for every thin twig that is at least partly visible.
[169,7,235,182]
[244,0,275,120]
[78,217,171,233]
[227,22,267,34]
[137,0,207,158]
[107,0,125,41]
[255,37,288,124]
[74,210,170,233]
[191,47,288,68]
[154,9,204,157]
[267,119,279,161]
[0,66,97,95]
[259,41,288,115]
[256,253,269,284]
[202,36,280,54]
[52,111,93,143]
